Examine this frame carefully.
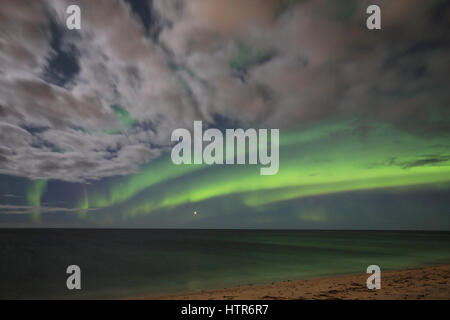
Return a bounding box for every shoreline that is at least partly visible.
[134,264,450,300]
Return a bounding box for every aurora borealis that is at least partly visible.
[87,119,450,216]
[0,0,449,228]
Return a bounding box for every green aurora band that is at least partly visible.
[80,119,450,219]
[26,180,48,223]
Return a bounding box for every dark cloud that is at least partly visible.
[42,13,80,87]
[124,0,163,41]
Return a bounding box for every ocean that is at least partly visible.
[0,229,449,299]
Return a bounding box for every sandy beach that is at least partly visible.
[141,264,450,300]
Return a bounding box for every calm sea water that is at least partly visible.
[0,229,449,299]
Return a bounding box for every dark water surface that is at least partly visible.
[0,229,449,299]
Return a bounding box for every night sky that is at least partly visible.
[0,0,449,229]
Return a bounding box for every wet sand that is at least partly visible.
[141,264,450,300]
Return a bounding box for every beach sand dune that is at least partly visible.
[144,264,449,300]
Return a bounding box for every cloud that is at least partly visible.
[0,204,98,215]
[0,0,448,182]
[155,0,450,130]
[0,1,51,75]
